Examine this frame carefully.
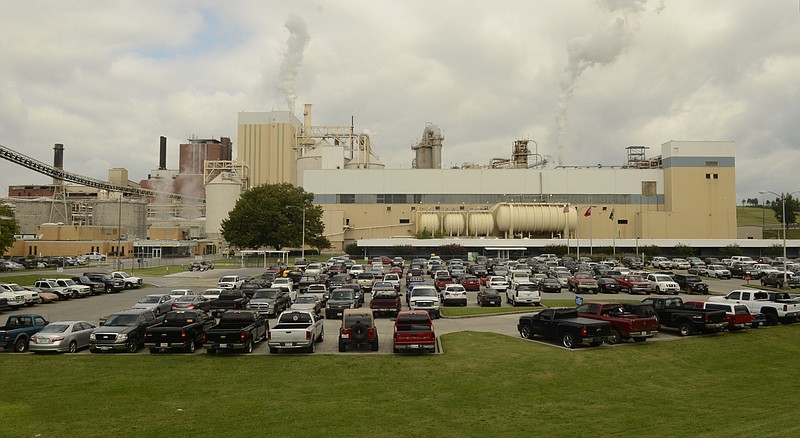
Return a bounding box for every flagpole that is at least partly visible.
[611,208,616,256]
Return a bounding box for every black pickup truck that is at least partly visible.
[517,308,611,348]
[144,310,214,354]
[642,297,728,336]
[90,309,163,353]
[82,272,125,293]
[210,290,250,317]
[203,310,268,354]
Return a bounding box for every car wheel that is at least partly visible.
[245,339,253,354]
[68,341,78,353]
[207,348,217,355]
[317,328,324,342]
[154,308,161,316]
[632,337,647,343]
[13,337,28,353]
[187,341,196,353]
[307,340,316,354]
[764,312,779,326]
[72,291,79,299]
[127,339,139,353]
[561,332,575,349]
[351,323,368,341]
[678,322,693,337]
[269,347,278,354]
[338,339,346,353]
[371,339,379,351]
[520,325,533,339]
[608,328,622,344]
[393,347,399,353]
[105,285,113,293]
[149,348,159,354]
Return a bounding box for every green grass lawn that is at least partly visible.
[3,327,800,437]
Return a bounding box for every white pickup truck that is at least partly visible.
[111,272,143,289]
[267,310,325,354]
[708,289,800,325]
[218,275,244,290]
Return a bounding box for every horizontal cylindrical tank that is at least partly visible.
[468,213,495,236]
[418,213,440,234]
[443,214,465,236]
[495,204,576,233]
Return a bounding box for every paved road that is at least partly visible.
[0,267,765,355]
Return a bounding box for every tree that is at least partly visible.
[220,183,325,250]
[0,203,20,255]
[770,194,799,225]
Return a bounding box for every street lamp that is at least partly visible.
[759,190,799,288]
[286,205,306,260]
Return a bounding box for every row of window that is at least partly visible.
[318,193,665,205]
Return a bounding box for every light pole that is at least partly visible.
[286,205,306,260]
[759,190,799,288]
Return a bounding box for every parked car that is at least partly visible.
[325,289,358,319]
[202,288,224,301]
[707,264,732,279]
[441,284,468,307]
[370,288,402,317]
[209,290,250,317]
[133,294,175,316]
[538,278,562,293]
[517,308,611,348]
[83,272,125,293]
[203,310,269,354]
[337,308,379,352]
[673,274,709,294]
[0,314,49,352]
[217,275,244,290]
[408,285,441,319]
[71,276,106,295]
[30,320,95,353]
[646,273,681,295]
[708,289,800,325]
[684,301,753,331]
[248,288,291,318]
[267,310,325,354]
[111,271,143,289]
[1,283,40,305]
[291,295,322,316]
[761,272,800,289]
[576,302,659,344]
[567,272,600,293]
[476,288,502,307]
[392,310,436,353]
[642,297,727,336]
[596,277,621,293]
[171,295,212,312]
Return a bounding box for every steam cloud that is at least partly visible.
[275,14,310,114]
[555,0,654,165]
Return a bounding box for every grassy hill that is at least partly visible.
[737,206,779,227]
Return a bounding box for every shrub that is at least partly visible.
[763,244,783,257]
[544,244,568,257]
[392,245,416,256]
[438,244,467,257]
[640,245,661,257]
[719,244,743,257]
[673,244,696,258]
[344,243,360,257]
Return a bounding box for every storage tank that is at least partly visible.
[495,203,576,234]
[443,213,465,236]
[468,213,495,236]
[205,172,242,239]
[418,213,440,234]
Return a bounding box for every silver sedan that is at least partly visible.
[30,321,96,353]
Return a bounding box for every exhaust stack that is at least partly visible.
[159,136,167,170]
[53,143,64,185]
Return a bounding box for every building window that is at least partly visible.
[705,161,718,167]
[713,174,718,179]
[618,220,628,224]
[399,218,410,224]
[338,194,355,204]
[706,174,711,179]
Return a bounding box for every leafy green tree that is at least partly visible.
[719,244,743,257]
[0,203,20,255]
[673,244,696,258]
[344,243,360,257]
[769,194,798,225]
[221,183,325,250]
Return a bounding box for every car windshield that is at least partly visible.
[204,290,221,296]
[139,296,162,303]
[575,273,593,279]
[374,290,396,299]
[654,275,672,281]
[344,315,372,326]
[253,290,278,299]
[40,324,69,333]
[221,277,237,282]
[447,286,465,292]
[61,280,76,286]
[331,291,353,300]
[177,296,197,302]
[118,273,130,278]
[685,276,701,282]
[8,284,24,291]
[295,296,316,304]
[628,276,644,282]
[170,290,187,296]
[414,288,436,297]
[104,314,139,326]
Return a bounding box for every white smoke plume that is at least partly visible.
[555,0,655,165]
[275,14,310,115]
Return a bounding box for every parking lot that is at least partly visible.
[0,265,764,355]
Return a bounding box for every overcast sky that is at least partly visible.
[1,0,798,203]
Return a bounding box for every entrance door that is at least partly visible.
[152,248,162,259]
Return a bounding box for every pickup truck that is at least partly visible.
[684,301,754,331]
[209,289,250,317]
[248,288,291,318]
[355,272,376,294]
[517,308,611,348]
[0,283,39,306]
[408,285,441,319]
[204,310,269,354]
[392,310,436,353]
[576,302,659,344]
[267,310,325,354]
[0,314,49,352]
[217,275,244,290]
[616,274,651,295]
[642,297,728,336]
[144,310,214,354]
[111,271,143,289]
[0,287,26,309]
[32,279,71,301]
[325,288,358,319]
[71,275,106,295]
[708,289,800,325]
[567,272,599,294]
[83,272,125,293]
[90,308,162,353]
[370,288,402,317]
[49,278,92,298]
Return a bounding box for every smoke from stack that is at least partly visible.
[555,0,654,165]
[275,14,310,114]
[159,136,167,170]
[53,143,64,185]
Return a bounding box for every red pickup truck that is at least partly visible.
[684,300,753,331]
[392,310,436,353]
[576,302,659,344]
[615,274,651,295]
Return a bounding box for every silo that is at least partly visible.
[205,172,242,239]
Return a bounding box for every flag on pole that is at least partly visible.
[609,208,615,220]
[563,205,570,213]
[584,206,592,217]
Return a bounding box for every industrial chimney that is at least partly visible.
[53,143,64,185]
[159,136,167,170]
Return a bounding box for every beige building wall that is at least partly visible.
[237,111,301,187]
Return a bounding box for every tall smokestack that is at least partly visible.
[53,143,64,185]
[159,136,167,170]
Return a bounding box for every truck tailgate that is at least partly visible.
[270,323,313,343]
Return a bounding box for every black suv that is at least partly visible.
[673,274,709,294]
[83,272,125,293]
[90,308,162,353]
[761,272,800,289]
[325,289,357,319]
[338,308,379,352]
